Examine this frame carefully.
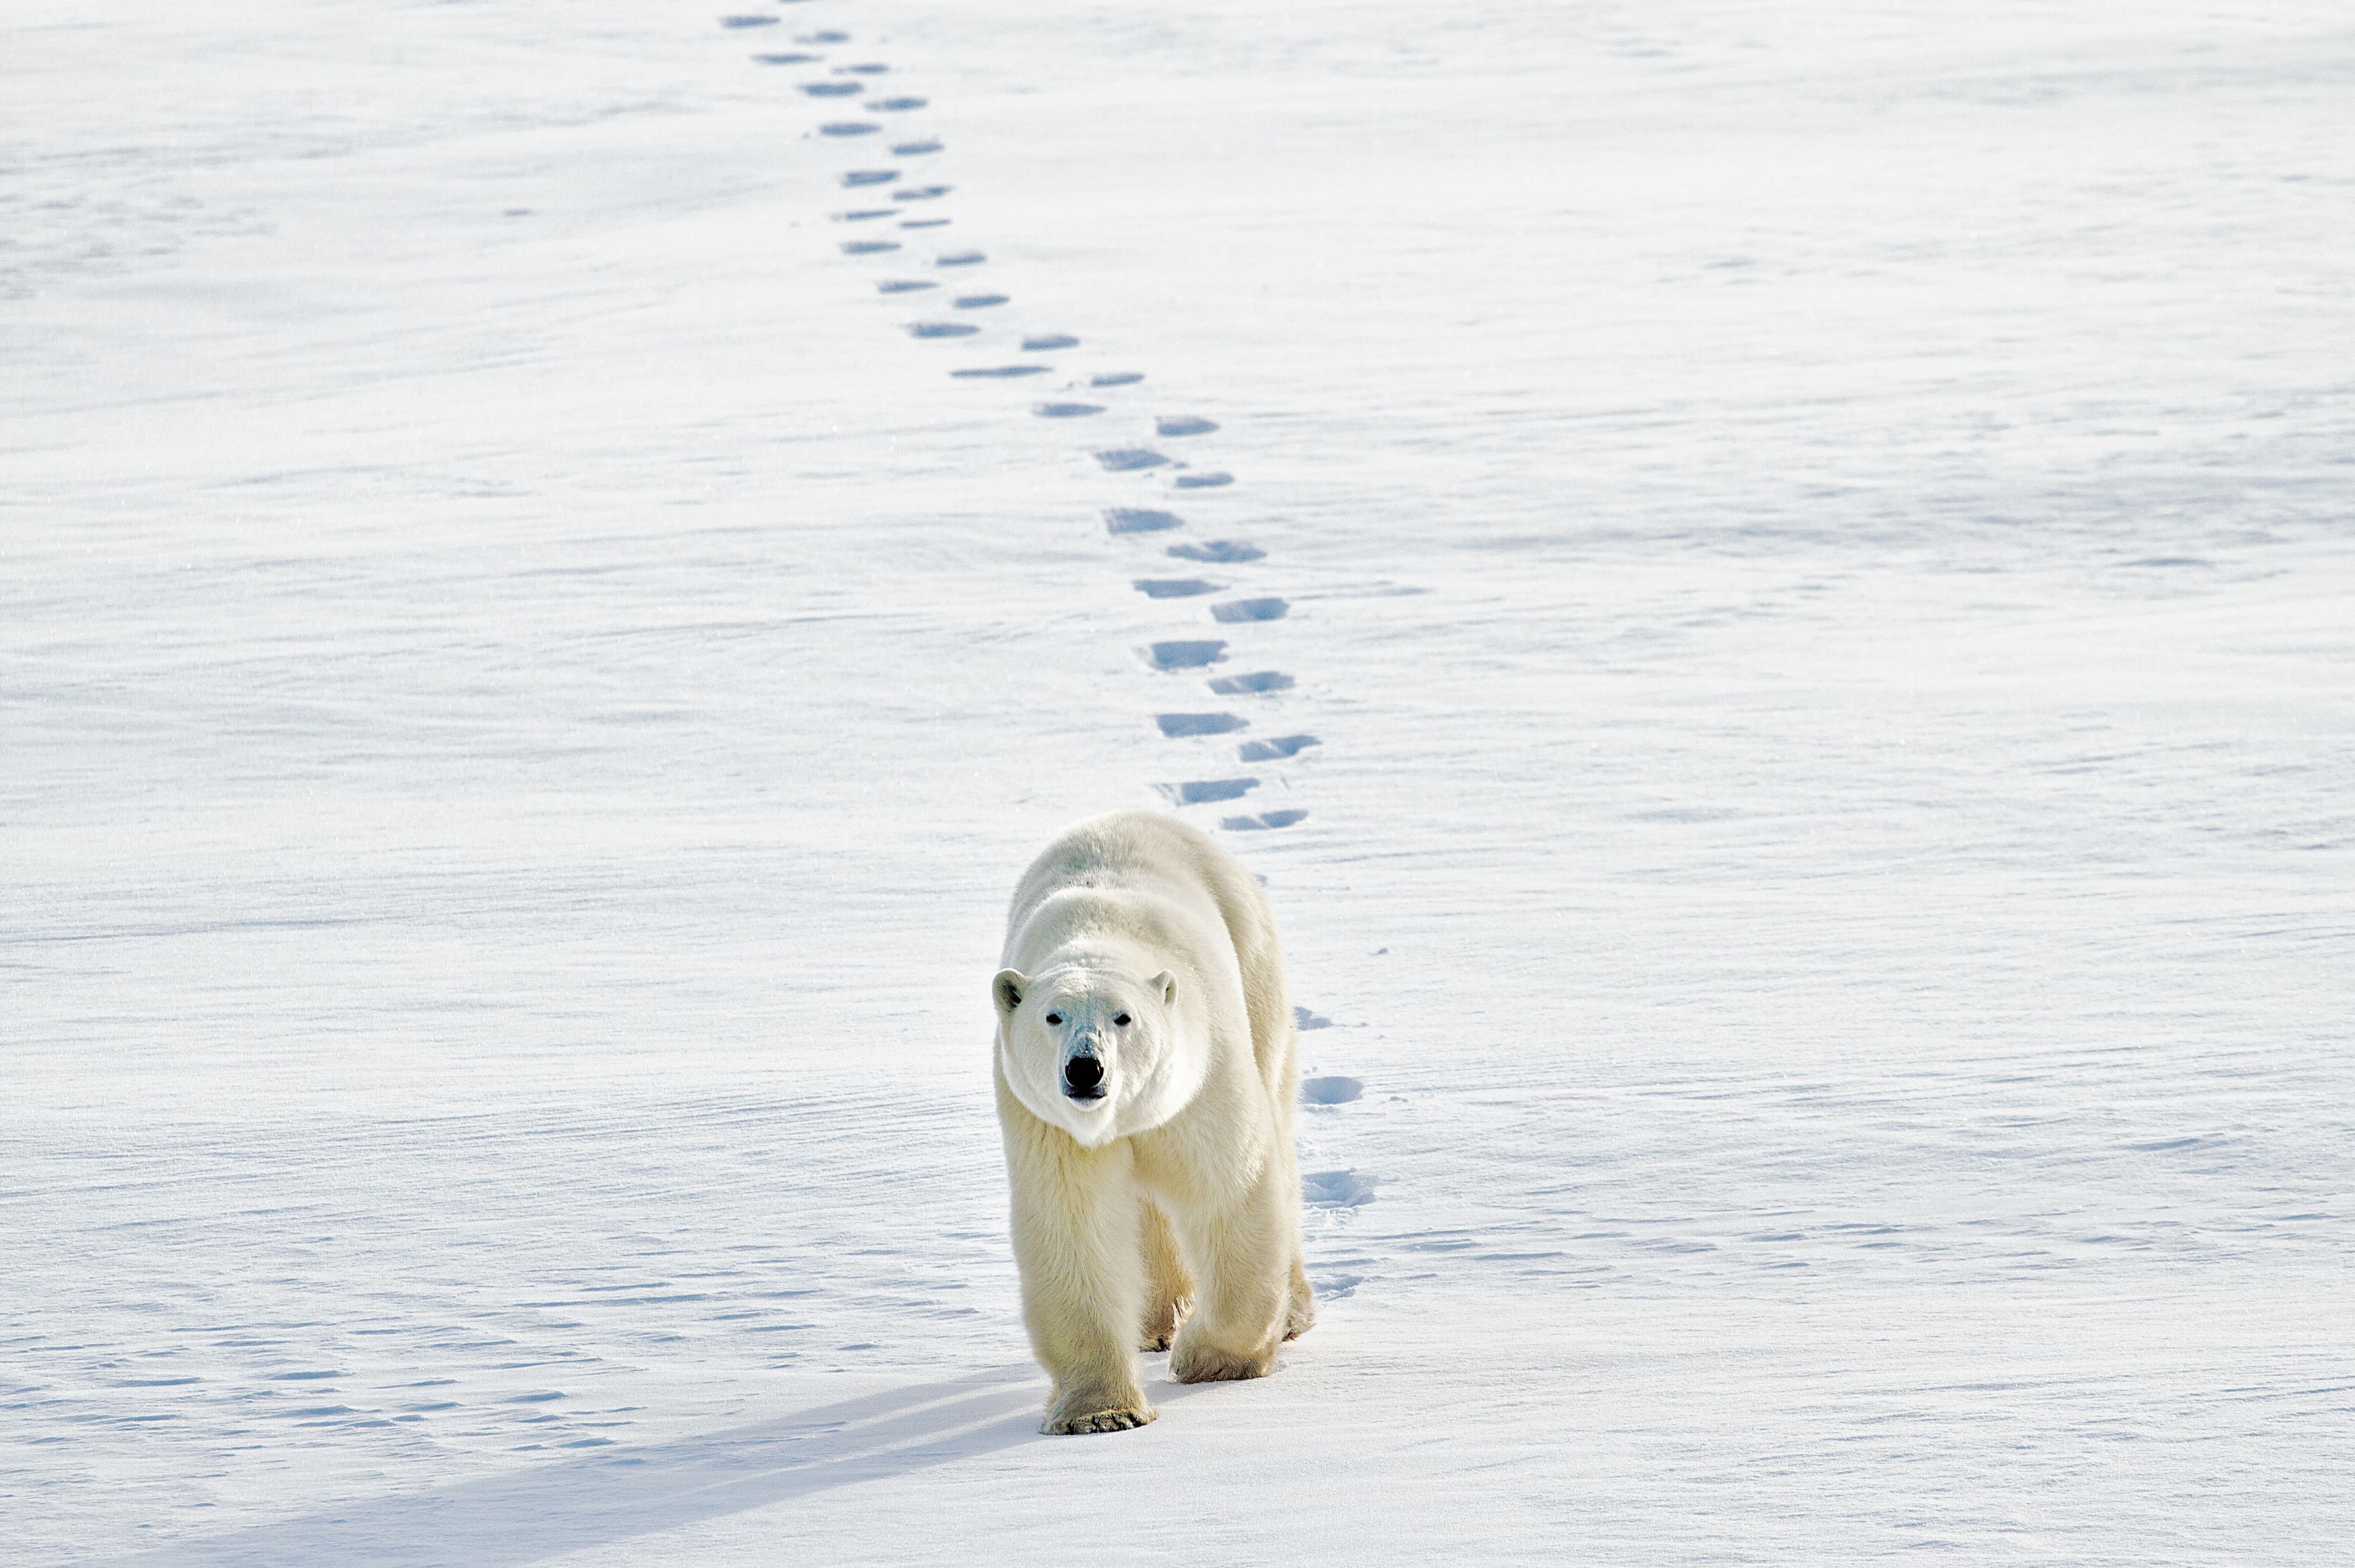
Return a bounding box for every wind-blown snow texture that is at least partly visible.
[6,0,2352,1562]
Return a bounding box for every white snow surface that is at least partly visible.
[7,0,2353,1561]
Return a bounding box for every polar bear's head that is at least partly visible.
[993,962,1190,1147]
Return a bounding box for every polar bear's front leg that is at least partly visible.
[1000,1094,1155,1434]
[1167,1159,1289,1384]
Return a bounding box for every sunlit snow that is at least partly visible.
[7,0,2352,1562]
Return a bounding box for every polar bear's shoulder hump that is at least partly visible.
[1010,811,1252,917]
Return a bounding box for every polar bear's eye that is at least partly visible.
[1113,1013,1131,1027]
[1043,1012,1062,1026]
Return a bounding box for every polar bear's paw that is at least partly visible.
[1283,1260,1316,1342]
[1169,1334,1275,1384]
[1140,1294,1193,1352]
[1043,1394,1157,1436]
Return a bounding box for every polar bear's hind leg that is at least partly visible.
[1166,1163,1289,1385]
[1140,1199,1194,1352]
[1284,1253,1316,1341]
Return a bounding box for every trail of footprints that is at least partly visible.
[732,3,1373,1267]
[739,7,1320,837]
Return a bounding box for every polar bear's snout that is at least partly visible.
[1062,1047,1107,1100]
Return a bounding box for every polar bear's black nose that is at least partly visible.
[1063,1053,1105,1098]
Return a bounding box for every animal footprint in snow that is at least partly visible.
[841,171,896,188]
[949,365,1049,378]
[1147,641,1226,670]
[840,239,899,255]
[801,81,861,96]
[1033,401,1101,418]
[906,322,979,338]
[1295,1007,1334,1030]
[893,138,943,156]
[1104,507,1181,534]
[1173,472,1234,489]
[1208,670,1292,695]
[877,280,936,294]
[1133,578,1218,599]
[1302,1170,1375,1208]
[954,294,1008,309]
[1156,713,1246,737]
[1096,448,1168,472]
[1168,540,1263,563]
[1156,416,1218,437]
[1091,372,1145,387]
[1238,733,1316,761]
[821,122,881,136]
[1167,778,1257,804]
[936,251,986,267]
[1222,809,1309,831]
[1023,333,1079,352]
[893,185,951,202]
[873,96,928,111]
[900,218,949,229]
[720,14,780,27]
[752,52,820,64]
[1300,1075,1362,1105]
[1211,597,1287,623]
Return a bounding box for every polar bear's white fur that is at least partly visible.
[992,811,1313,1434]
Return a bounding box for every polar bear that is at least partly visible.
[992,811,1314,1434]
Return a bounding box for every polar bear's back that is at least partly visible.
[1008,811,1294,1101]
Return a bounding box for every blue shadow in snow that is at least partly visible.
[116,1365,1071,1567]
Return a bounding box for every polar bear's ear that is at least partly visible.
[1151,970,1178,1006]
[992,968,1029,1016]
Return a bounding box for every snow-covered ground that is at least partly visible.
[7,0,2352,1561]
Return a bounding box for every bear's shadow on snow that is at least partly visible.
[110,1362,1229,1567]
